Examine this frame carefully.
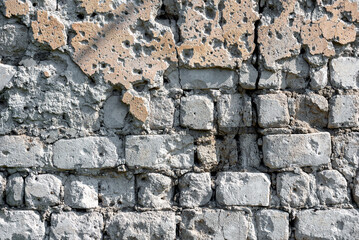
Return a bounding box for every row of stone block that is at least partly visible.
[1,208,359,239]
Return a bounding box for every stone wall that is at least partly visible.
[0,0,359,239]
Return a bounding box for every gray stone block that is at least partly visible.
[64,175,98,209]
[295,209,359,239]
[0,210,45,239]
[125,135,194,170]
[180,95,214,130]
[256,210,289,240]
[103,96,128,129]
[310,65,328,90]
[263,133,331,168]
[329,95,359,128]
[179,172,212,207]
[0,135,45,167]
[53,136,121,169]
[0,63,16,91]
[149,96,175,129]
[25,174,62,208]
[0,173,5,205]
[239,134,260,168]
[239,62,258,89]
[105,211,176,239]
[50,212,103,240]
[317,170,348,205]
[180,68,237,89]
[216,172,270,206]
[256,93,289,128]
[6,173,24,207]
[330,57,359,89]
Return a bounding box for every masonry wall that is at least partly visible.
[0,0,359,239]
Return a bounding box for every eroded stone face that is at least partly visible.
[3,0,29,18]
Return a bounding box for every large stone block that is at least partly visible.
[53,136,122,169]
[6,173,24,207]
[180,68,237,89]
[256,210,289,240]
[256,93,289,128]
[0,135,45,167]
[105,211,176,239]
[239,134,261,168]
[263,133,331,168]
[295,209,359,239]
[328,95,359,128]
[180,209,249,239]
[316,170,348,205]
[125,135,194,170]
[239,62,258,89]
[149,96,175,129]
[0,210,45,239]
[103,96,128,129]
[50,212,103,240]
[330,57,359,89]
[216,172,270,206]
[64,175,98,209]
[179,172,212,207]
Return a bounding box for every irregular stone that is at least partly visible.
[0,63,16,92]
[53,136,121,169]
[263,133,331,168]
[149,95,175,129]
[6,173,24,207]
[0,23,28,57]
[217,135,238,168]
[277,172,318,208]
[258,70,284,89]
[103,96,128,129]
[217,93,252,128]
[125,134,194,170]
[64,175,98,209]
[78,0,112,14]
[294,94,328,127]
[310,66,328,90]
[50,212,103,240]
[0,135,45,167]
[180,95,214,130]
[180,209,249,239]
[317,170,348,205]
[239,134,261,168]
[99,174,135,208]
[105,211,176,239]
[216,172,270,206]
[197,135,218,171]
[179,172,212,207]
[354,175,359,206]
[25,174,62,208]
[137,173,173,209]
[330,57,359,89]
[0,173,5,205]
[180,68,237,90]
[31,10,66,49]
[122,91,149,122]
[256,210,289,240]
[256,93,289,128]
[239,62,258,89]
[295,209,359,239]
[0,210,45,239]
[328,95,359,128]
[3,0,29,17]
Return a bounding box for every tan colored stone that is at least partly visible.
[122,92,148,122]
[78,0,113,14]
[3,0,29,18]
[31,11,66,50]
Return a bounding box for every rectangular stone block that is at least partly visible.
[216,172,270,206]
[0,210,45,239]
[295,209,359,239]
[180,68,237,89]
[330,57,359,89]
[0,135,45,167]
[329,95,359,128]
[50,212,103,239]
[125,135,194,170]
[53,136,122,169]
[256,210,289,240]
[263,133,331,168]
[105,211,176,239]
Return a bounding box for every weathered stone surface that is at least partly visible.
[277,172,318,208]
[295,209,359,239]
[180,95,214,130]
[256,93,289,128]
[0,23,28,57]
[6,173,24,207]
[0,63,16,92]
[0,173,5,205]
[137,173,173,209]
[263,133,331,168]
[180,68,237,90]
[180,209,249,240]
[50,212,103,240]
[103,96,128,129]
[216,172,270,206]
[294,94,329,127]
[239,62,258,89]
[125,135,194,170]
[256,210,289,240]
[197,135,218,171]
[0,210,45,239]
[149,95,175,129]
[25,174,62,208]
[330,57,359,89]
[258,70,284,89]
[317,170,348,205]
[239,134,261,168]
[99,174,135,208]
[64,175,98,209]
[53,136,121,169]
[329,95,359,128]
[179,172,212,207]
[3,0,29,17]
[310,66,328,90]
[0,135,45,167]
[217,93,252,128]
[105,211,176,240]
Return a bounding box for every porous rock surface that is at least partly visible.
[0,0,359,239]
